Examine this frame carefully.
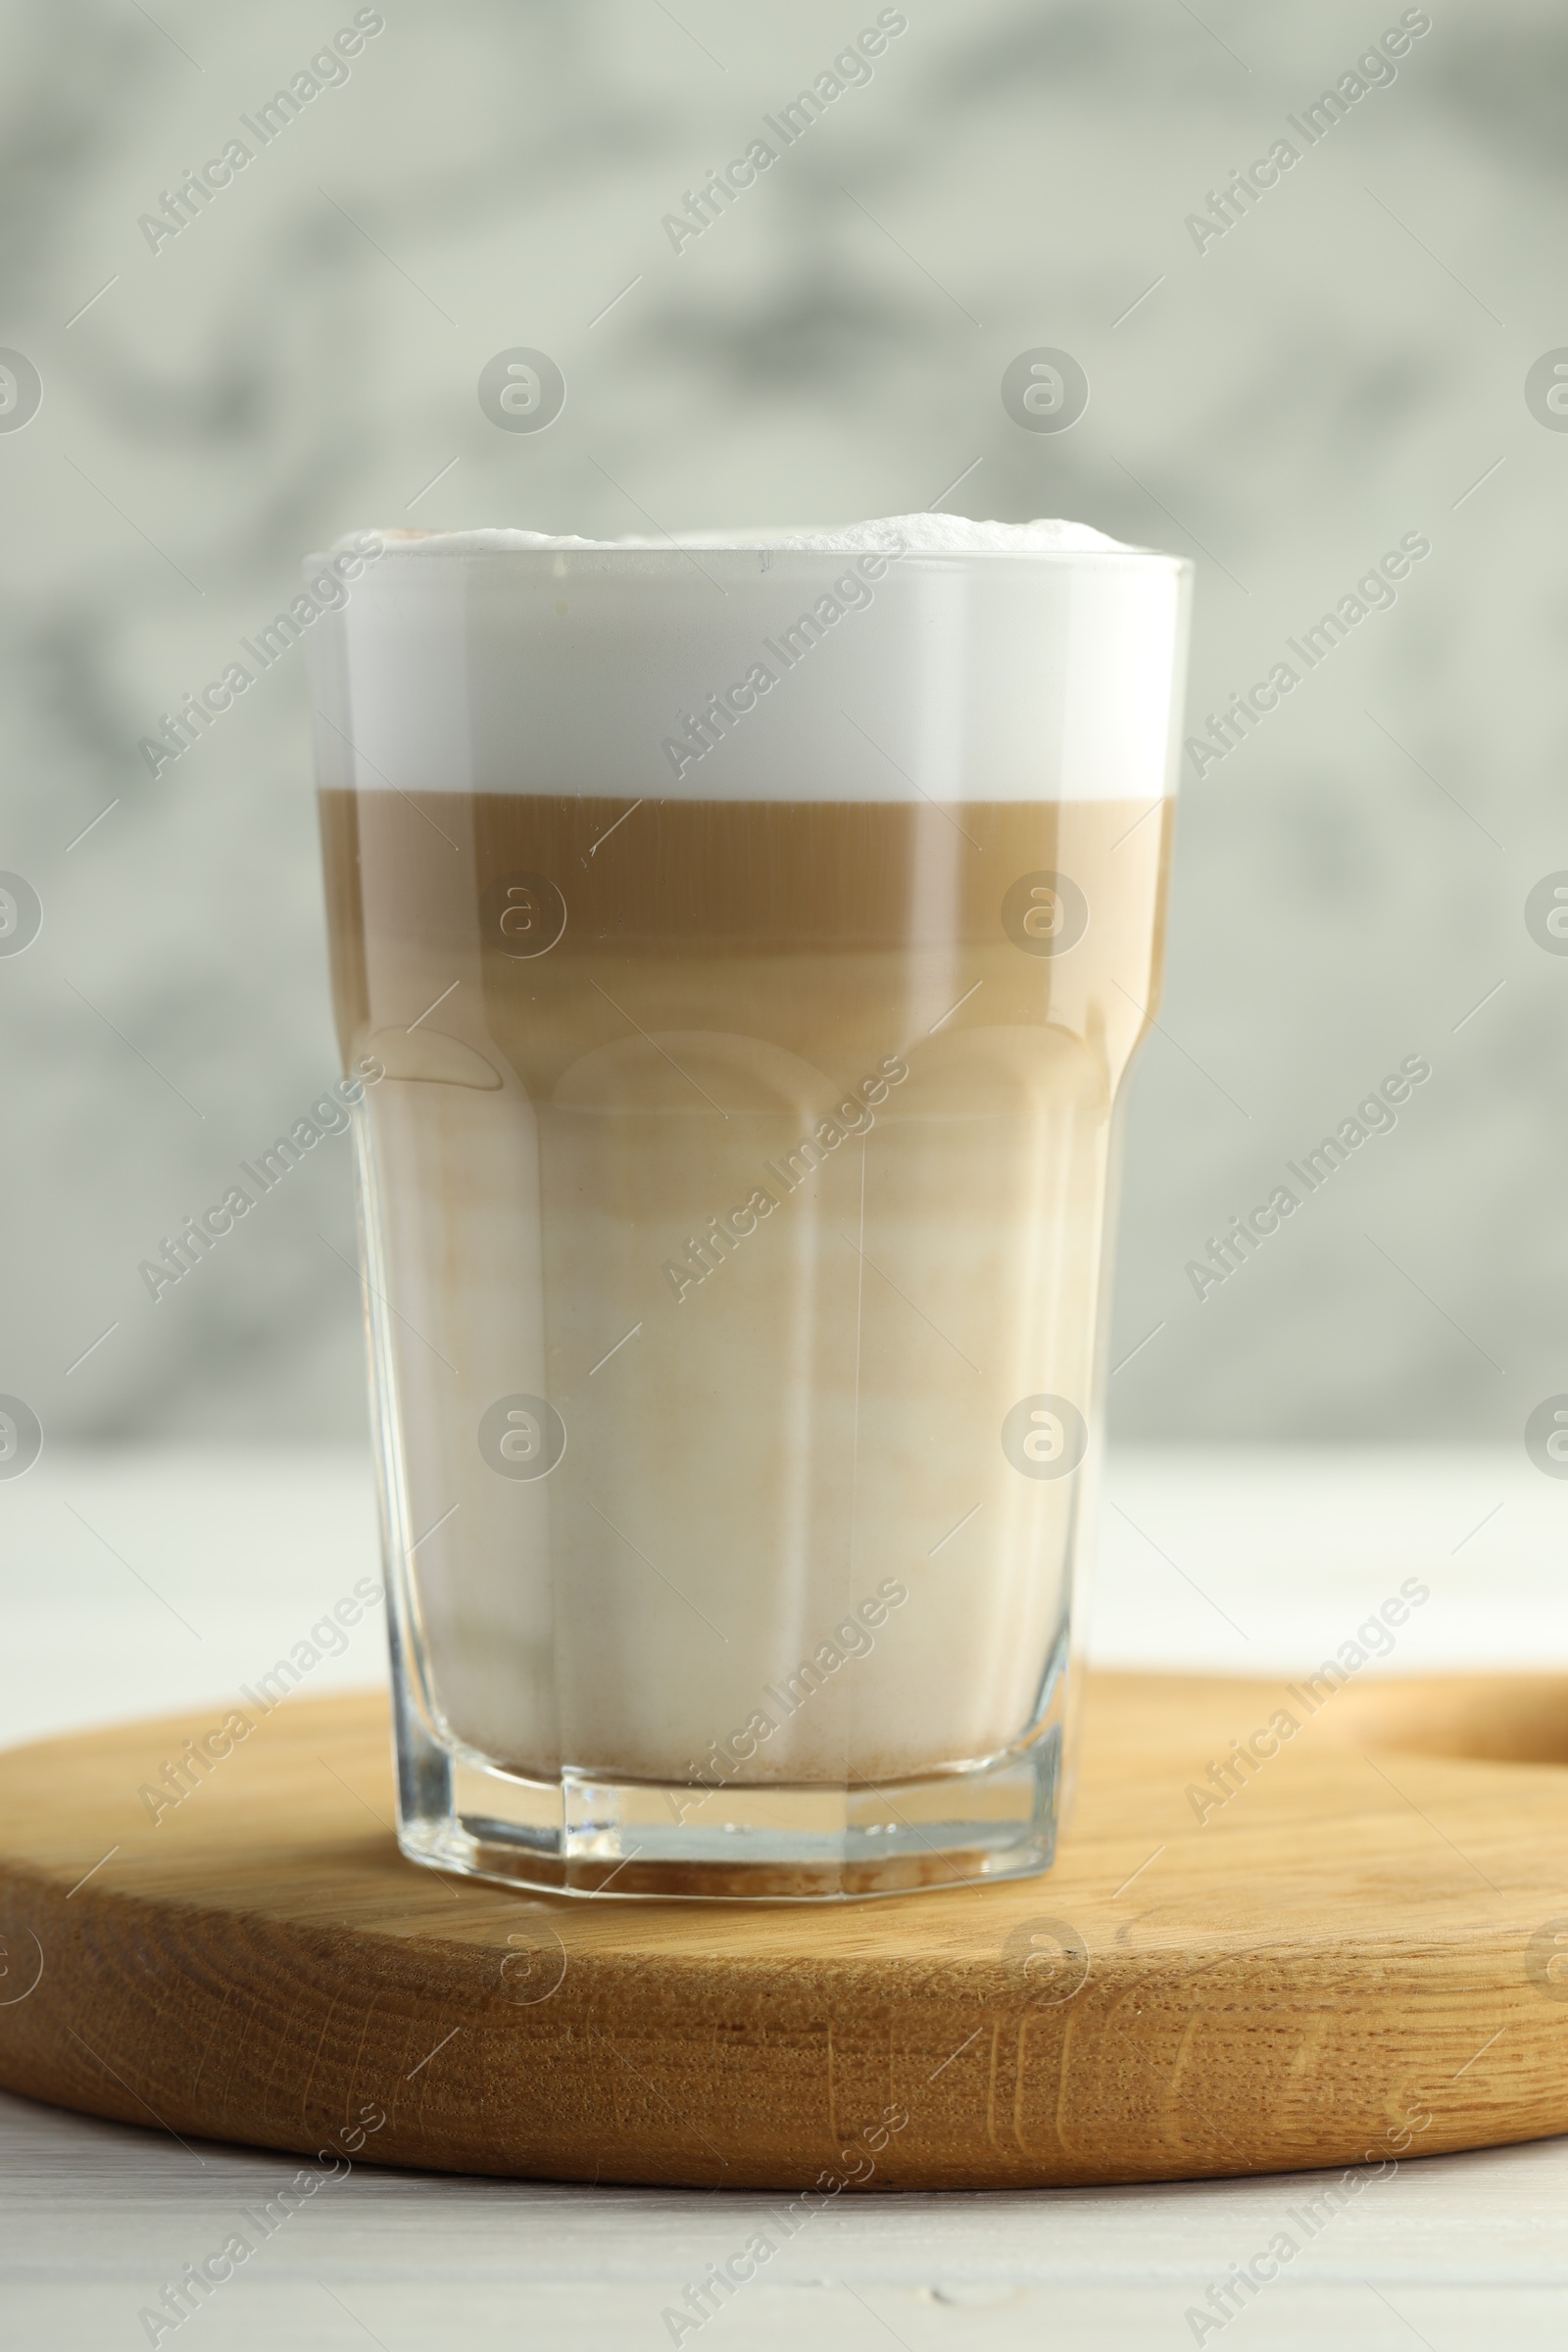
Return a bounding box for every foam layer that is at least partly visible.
[306,516,1192,804]
[320,515,1131,559]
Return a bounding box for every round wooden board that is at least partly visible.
[2,1672,1567,2190]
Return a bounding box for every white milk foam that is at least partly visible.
[308,516,1191,805]
[320,515,1128,557]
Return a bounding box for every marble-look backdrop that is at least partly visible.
[1,0,1561,1442]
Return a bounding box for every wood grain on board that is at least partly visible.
[1,1672,1565,2190]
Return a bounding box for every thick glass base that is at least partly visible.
[394,1707,1064,1903]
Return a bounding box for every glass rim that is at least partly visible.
[310,530,1193,575]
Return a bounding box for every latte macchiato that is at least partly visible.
[308,516,1191,1895]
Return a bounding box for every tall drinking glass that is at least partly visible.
[307,519,1191,1899]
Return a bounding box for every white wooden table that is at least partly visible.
[4,1445,1567,2348]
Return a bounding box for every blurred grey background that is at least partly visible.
[2,0,1562,1447]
